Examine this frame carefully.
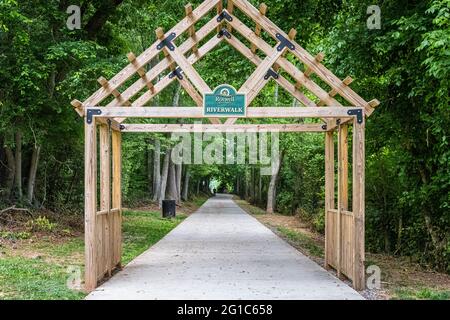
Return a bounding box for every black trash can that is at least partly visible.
[162,200,176,218]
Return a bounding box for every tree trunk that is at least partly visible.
[182,166,190,201]
[14,131,23,199]
[152,139,161,202]
[147,144,152,195]
[267,151,283,213]
[176,163,182,203]
[27,145,41,205]
[167,158,178,202]
[158,148,171,207]
[4,146,15,200]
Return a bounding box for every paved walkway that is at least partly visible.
[86,194,362,300]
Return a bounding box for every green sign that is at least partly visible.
[203,84,246,117]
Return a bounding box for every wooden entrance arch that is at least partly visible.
[72,0,379,292]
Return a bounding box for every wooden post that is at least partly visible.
[99,125,111,277]
[324,131,334,269]
[84,119,97,291]
[336,123,348,279]
[352,118,365,290]
[112,129,122,268]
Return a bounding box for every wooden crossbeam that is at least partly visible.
[155,27,211,94]
[81,0,220,108]
[318,76,353,106]
[155,27,176,72]
[303,52,325,78]
[225,13,341,107]
[88,106,361,119]
[178,76,221,124]
[224,35,315,108]
[132,35,223,107]
[71,99,121,130]
[226,0,235,33]
[107,16,219,108]
[185,4,198,55]
[97,77,131,106]
[250,3,267,54]
[274,28,296,72]
[120,123,326,133]
[231,0,376,115]
[126,52,154,92]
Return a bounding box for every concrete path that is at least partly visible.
[87,194,363,300]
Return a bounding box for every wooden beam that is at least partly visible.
[226,13,341,106]
[230,0,376,115]
[87,106,361,119]
[97,77,131,106]
[84,117,97,291]
[99,125,111,277]
[132,35,223,108]
[324,130,334,270]
[120,123,326,133]
[178,76,221,124]
[224,34,316,108]
[156,27,211,94]
[111,129,122,268]
[318,76,353,106]
[127,52,154,92]
[82,0,220,107]
[250,3,268,54]
[303,52,324,78]
[185,4,199,55]
[107,16,220,108]
[71,99,121,130]
[352,117,365,290]
[226,0,235,33]
[274,28,296,72]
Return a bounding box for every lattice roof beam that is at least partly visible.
[81,0,220,107]
[226,12,341,107]
[231,0,376,115]
[106,15,220,108]
[132,34,223,108]
[250,3,267,54]
[155,27,212,95]
[225,34,315,108]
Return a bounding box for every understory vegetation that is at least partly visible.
[0,0,448,286]
[0,210,187,299]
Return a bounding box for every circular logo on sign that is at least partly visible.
[220,88,230,96]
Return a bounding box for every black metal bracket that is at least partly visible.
[276,33,295,52]
[217,11,233,23]
[217,28,232,39]
[120,124,125,131]
[336,119,341,126]
[156,32,176,51]
[264,68,279,80]
[169,67,183,80]
[322,124,327,130]
[86,109,102,124]
[347,108,364,124]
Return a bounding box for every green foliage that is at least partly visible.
[26,216,57,233]
[277,226,324,258]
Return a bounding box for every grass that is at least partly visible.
[276,226,324,258]
[0,210,186,300]
[393,288,450,300]
[234,199,267,215]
